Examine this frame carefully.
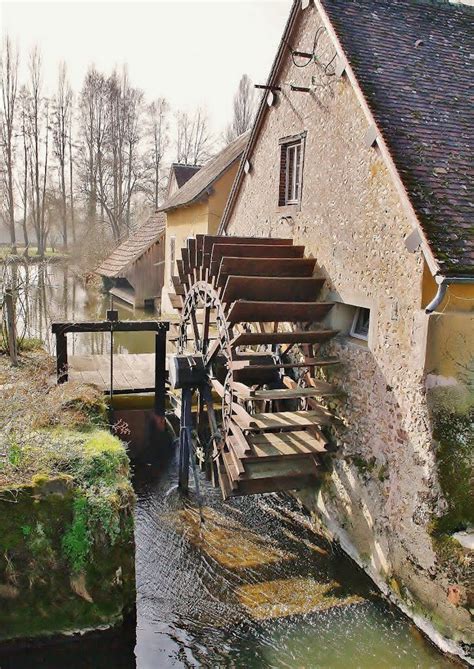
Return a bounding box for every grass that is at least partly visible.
[0,246,68,260]
[0,350,110,487]
[0,349,133,574]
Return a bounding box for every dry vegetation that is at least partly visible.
[0,349,109,487]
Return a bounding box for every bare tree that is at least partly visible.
[26,47,49,257]
[225,74,256,143]
[78,66,106,225]
[68,108,75,243]
[0,36,19,252]
[17,86,30,249]
[52,62,72,249]
[143,97,169,209]
[175,107,212,165]
[124,83,143,230]
[84,68,143,241]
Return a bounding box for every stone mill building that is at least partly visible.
[219,0,474,655]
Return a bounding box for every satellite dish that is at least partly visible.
[301,0,310,8]
[244,159,251,174]
[267,91,275,107]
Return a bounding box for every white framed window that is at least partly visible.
[279,134,305,206]
[285,142,302,204]
[350,307,370,341]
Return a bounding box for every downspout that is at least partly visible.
[425,275,473,314]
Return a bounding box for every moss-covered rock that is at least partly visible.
[0,433,135,642]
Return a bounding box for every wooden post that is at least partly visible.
[4,287,18,366]
[56,332,68,383]
[178,387,192,492]
[154,328,166,429]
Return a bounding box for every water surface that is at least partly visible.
[0,260,459,668]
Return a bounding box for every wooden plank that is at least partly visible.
[176,259,187,287]
[222,276,325,304]
[233,410,333,431]
[202,234,294,269]
[230,329,338,347]
[210,244,305,276]
[228,419,252,454]
[187,237,196,270]
[244,430,327,459]
[221,450,239,489]
[227,301,334,324]
[217,458,234,500]
[195,234,205,269]
[52,321,168,334]
[232,382,336,401]
[230,357,340,371]
[172,275,185,295]
[226,438,246,475]
[181,248,191,277]
[216,257,317,288]
[231,473,319,496]
[169,293,183,309]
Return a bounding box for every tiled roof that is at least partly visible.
[159,132,249,212]
[320,0,474,276]
[171,163,201,189]
[96,212,166,278]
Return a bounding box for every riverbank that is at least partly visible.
[0,350,135,641]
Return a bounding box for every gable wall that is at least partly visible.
[161,163,241,316]
[225,3,472,648]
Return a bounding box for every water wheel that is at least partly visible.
[169,234,340,499]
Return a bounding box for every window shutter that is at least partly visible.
[278,144,287,206]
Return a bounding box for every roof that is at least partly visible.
[96,212,166,278]
[321,0,474,276]
[159,132,249,212]
[221,0,474,277]
[170,163,201,189]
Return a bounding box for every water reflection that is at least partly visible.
[3,260,157,356]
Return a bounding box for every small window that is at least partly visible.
[279,137,303,206]
[350,307,370,341]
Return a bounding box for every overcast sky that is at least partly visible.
[1,0,290,137]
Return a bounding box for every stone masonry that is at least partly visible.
[224,4,473,657]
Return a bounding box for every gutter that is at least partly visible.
[425,275,473,313]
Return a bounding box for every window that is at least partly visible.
[279,134,305,206]
[350,307,370,341]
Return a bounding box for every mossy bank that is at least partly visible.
[0,351,135,642]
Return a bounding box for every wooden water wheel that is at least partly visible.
[169,234,340,499]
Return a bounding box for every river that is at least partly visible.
[0,261,460,668]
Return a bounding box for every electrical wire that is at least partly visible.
[285,26,338,78]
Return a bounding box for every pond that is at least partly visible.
[0,260,461,668]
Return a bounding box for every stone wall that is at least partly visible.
[224,3,472,655]
[0,461,135,641]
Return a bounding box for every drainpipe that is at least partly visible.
[425,275,473,314]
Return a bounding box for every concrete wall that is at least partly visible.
[225,3,473,654]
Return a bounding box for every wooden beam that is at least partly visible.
[210,244,305,276]
[52,320,169,334]
[222,276,325,303]
[234,409,333,430]
[230,329,338,347]
[216,257,317,287]
[232,382,336,400]
[226,301,334,324]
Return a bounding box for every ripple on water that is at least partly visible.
[133,452,457,669]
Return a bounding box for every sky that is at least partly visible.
[1,0,290,137]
